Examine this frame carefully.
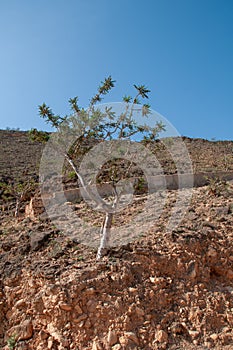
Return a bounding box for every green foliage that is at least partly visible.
[67,171,77,180]
[36,76,166,185]
[28,128,50,143]
[133,84,150,98]
[0,182,14,202]
[36,77,166,259]
[123,95,132,103]
[90,76,116,106]
[35,76,167,200]
[135,177,147,193]
[7,334,17,350]
[39,103,65,127]
[37,76,165,143]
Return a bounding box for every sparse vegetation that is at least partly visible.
[7,334,17,350]
[0,179,37,218]
[0,130,233,349]
[67,170,77,181]
[28,128,50,143]
[207,176,231,197]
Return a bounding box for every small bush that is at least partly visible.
[68,171,77,180]
[207,177,230,197]
[7,334,17,349]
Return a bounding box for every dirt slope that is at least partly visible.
[0,130,233,185]
[0,131,233,349]
[1,181,233,349]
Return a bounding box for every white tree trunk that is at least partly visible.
[96,212,113,260]
[65,154,118,260]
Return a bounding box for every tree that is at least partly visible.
[31,77,165,259]
[0,179,37,218]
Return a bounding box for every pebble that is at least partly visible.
[124,331,139,345]
[154,330,168,343]
[59,303,72,311]
[107,329,118,346]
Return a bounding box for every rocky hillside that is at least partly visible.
[0,130,233,185]
[0,130,233,349]
[1,181,233,349]
[0,130,43,184]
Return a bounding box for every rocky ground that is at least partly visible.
[0,130,233,349]
[0,130,233,185]
[0,179,233,349]
[0,130,43,184]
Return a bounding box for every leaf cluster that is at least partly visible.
[35,77,166,196]
[36,76,165,146]
[28,129,50,143]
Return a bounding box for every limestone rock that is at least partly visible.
[92,340,103,350]
[227,269,233,279]
[124,331,139,345]
[59,303,72,311]
[9,319,33,341]
[30,231,51,251]
[112,345,122,350]
[154,330,168,343]
[25,196,45,221]
[107,329,118,346]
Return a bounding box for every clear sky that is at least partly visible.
[0,0,232,140]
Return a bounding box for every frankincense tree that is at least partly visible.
[30,77,165,259]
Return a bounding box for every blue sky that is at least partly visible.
[0,0,232,140]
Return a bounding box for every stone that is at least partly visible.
[135,306,144,317]
[123,315,131,328]
[86,300,98,313]
[73,314,88,323]
[226,312,233,324]
[189,330,199,339]
[30,231,51,251]
[215,206,230,215]
[25,196,45,221]
[74,303,83,314]
[47,337,53,349]
[59,303,72,311]
[124,331,139,345]
[10,319,33,341]
[187,261,198,279]
[227,269,233,280]
[204,341,213,348]
[209,333,218,341]
[39,330,49,340]
[154,330,168,343]
[219,331,233,345]
[112,345,121,350]
[207,247,218,259]
[13,299,26,309]
[107,329,118,346]
[85,319,92,328]
[119,336,127,346]
[170,322,186,335]
[92,340,103,350]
